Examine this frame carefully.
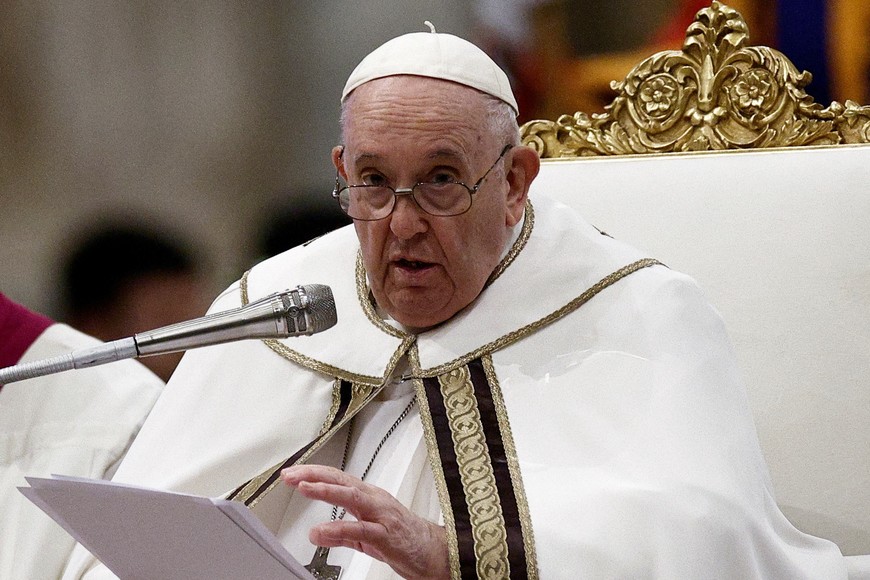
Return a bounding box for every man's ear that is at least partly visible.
[504,145,541,226]
[331,146,347,180]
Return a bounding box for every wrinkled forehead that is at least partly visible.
[341,75,495,143]
[345,74,491,114]
[342,75,497,164]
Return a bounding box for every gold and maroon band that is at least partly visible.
[421,357,537,579]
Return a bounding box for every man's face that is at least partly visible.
[335,76,527,331]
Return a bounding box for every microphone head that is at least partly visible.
[296,284,338,333]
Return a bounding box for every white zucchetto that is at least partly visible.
[341,22,519,115]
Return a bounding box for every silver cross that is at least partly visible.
[304,546,341,580]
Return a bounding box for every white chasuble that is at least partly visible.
[64,195,847,579]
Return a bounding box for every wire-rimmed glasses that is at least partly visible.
[332,145,512,221]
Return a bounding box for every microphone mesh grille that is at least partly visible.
[302,284,338,332]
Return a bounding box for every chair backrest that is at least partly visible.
[523,1,870,556]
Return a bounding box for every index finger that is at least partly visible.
[280,464,350,486]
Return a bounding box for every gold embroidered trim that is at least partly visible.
[321,378,344,435]
[239,268,394,386]
[487,200,534,285]
[231,456,292,507]
[240,269,252,303]
[356,254,408,339]
[409,346,462,580]
[419,258,663,378]
[439,365,511,578]
[356,200,536,336]
[287,380,380,470]
[482,354,539,579]
[264,339,385,386]
[236,379,382,508]
[348,382,378,416]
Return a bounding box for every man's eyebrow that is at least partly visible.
[351,152,382,165]
[351,149,466,165]
[426,148,465,162]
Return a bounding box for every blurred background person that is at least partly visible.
[254,192,351,262]
[59,222,211,382]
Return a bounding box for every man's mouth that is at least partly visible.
[395,258,433,271]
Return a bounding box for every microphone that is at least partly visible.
[0,284,337,385]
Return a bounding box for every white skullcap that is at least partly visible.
[341,22,518,115]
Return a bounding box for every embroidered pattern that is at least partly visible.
[420,358,538,579]
[439,366,511,578]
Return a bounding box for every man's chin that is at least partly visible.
[386,297,454,332]
[392,311,446,333]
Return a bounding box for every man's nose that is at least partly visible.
[389,192,428,238]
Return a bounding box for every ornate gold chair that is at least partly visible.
[522,0,870,567]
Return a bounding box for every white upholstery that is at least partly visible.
[529,144,870,556]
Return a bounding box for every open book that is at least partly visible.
[20,475,314,580]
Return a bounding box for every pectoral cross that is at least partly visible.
[305,546,341,580]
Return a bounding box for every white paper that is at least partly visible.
[20,475,314,580]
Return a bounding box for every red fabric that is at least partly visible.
[0,292,54,369]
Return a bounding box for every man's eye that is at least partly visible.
[429,172,458,184]
[361,174,387,186]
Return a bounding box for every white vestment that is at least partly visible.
[1,323,163,580]
[64,194,847,579]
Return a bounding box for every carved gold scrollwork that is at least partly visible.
[521,1,870,157]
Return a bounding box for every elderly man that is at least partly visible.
[64,28,847,579]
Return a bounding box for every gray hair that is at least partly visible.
[483,94,521,147]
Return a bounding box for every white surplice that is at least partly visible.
[1,324,163,580]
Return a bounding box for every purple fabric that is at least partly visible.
[0,292,54,369]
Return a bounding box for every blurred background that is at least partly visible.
[1,0,867,363]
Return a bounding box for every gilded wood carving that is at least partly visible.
[521,1,870,157]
